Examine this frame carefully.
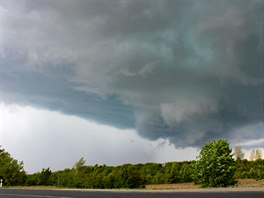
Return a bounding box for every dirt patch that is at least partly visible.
[145,179,264,190]
[146,183,198,190]
[237,179,264,187]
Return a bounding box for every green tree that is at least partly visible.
[119,164,144,188]
[0,147,26,186]
[39,168,52,185]
[72,157,87,188]
[193,139,236,187]
[52,168,75,187]
[73,157,85,168]
[167,163,180,183]
[179,162,194,182]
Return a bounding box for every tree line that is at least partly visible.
[0,140,263,188]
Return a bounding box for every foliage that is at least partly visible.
[193,139,236,187]
[25,168,52,186]
[73,157,86,170]
[234,159,264,180]
[1,145,263,189]
[39,168,52,185]
[0,148,26,186]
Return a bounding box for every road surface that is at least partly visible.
[0,188,263,198]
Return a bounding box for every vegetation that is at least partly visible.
[0,142,263,189]
[25,155,263,189]
[193,139,236,187]
[234,159,264,180]
[25,161,195,189]
[0,148,26,186]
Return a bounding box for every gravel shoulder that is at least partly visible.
[6,186,264,193]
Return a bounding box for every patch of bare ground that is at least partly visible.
[146,183,197,190]
[237,179,264,187]
[145,179,264,190]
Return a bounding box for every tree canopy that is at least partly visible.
[193,139,236,187]
[1,144,263,188]
[0,147,26,186]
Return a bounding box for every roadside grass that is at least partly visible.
[7,186,61,189]
[8,179,264,190]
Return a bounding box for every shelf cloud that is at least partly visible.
[1,0,263,148]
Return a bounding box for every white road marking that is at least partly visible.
[0,193,72,198]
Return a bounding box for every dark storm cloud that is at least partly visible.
[0,65,134,129]
[0,0,263,147]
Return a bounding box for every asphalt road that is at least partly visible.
[0,188,263,198]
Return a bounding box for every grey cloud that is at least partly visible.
[234,139,264,149]
[1,0,263,148]
[0,66,134,129]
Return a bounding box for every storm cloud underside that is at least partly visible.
[0,0,263,147]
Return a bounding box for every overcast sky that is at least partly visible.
[0,0,263,173]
